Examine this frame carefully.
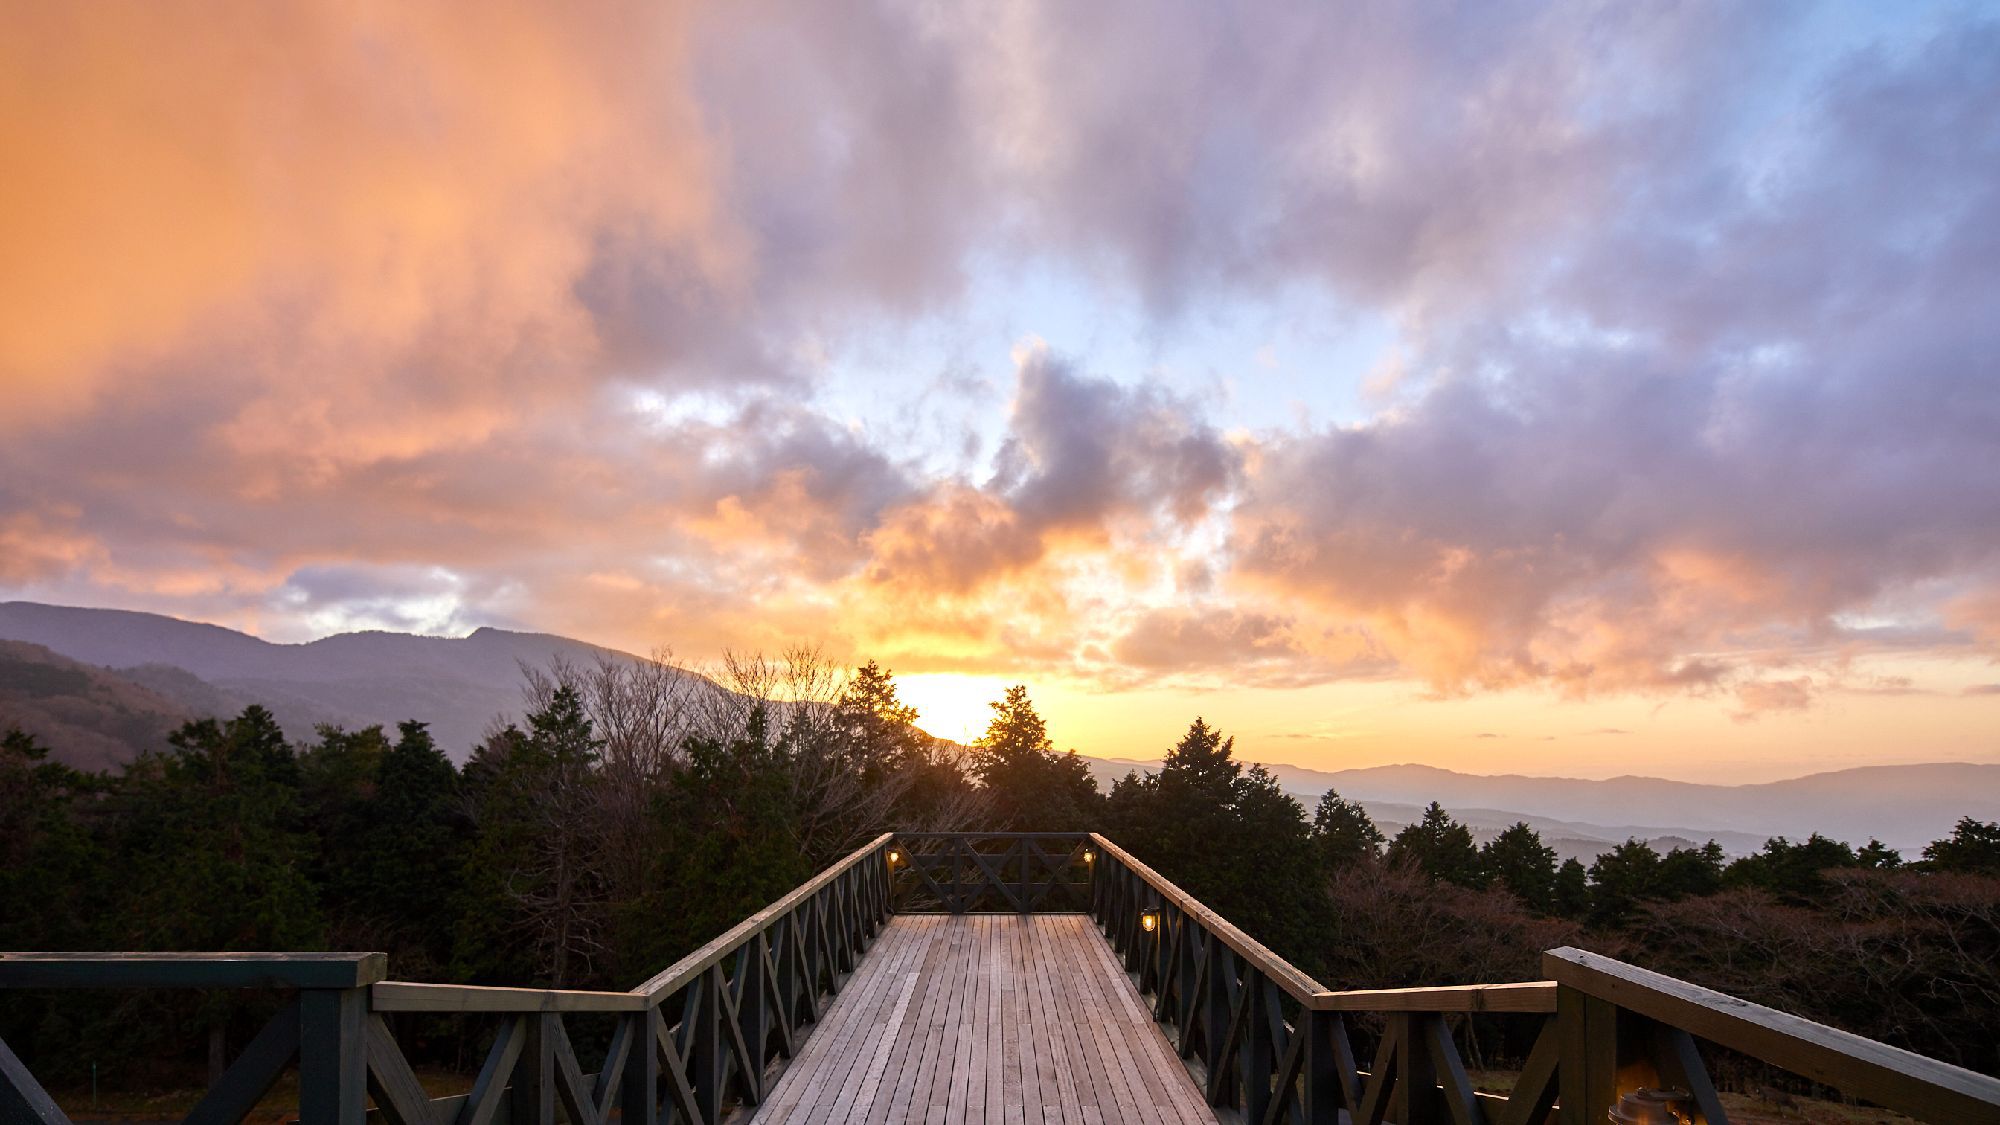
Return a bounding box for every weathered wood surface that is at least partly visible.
[1315,981,1558,1014]
[370,981,649,1012]
[1546,946,2000,1125]
[0,952,387,989]
[749,914,1218,1124]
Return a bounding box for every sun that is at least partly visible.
[895,674,1011,745]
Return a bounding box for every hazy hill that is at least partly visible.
[1083,756,1999,855]
[0,601,663,759]
[0,640,197,771]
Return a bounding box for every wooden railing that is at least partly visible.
[8,829,2000,1125]
[886,831,1091,913]
[1085,832,2000,1125]
[0,833,894,1125]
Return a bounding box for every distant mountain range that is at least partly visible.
[1081,757,2000,858]
[3,600,1994,858]
[0,600,657,759]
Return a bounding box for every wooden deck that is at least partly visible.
[747,914,1221,1125]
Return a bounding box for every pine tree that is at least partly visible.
[973,686,1100,830]
[1921,818,2000,877]
[1480,822,1558,911]
[1551,857,1591,920]
[1385,802,1483,888]
[1309,789,1385,871]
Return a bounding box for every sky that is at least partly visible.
[3,1,1999,783]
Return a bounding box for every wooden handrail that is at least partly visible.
[630,831,892,1002]
[370,981,649,1012]
[1312,980,1558,1013]
[0,952,387,989]
[1547,946,2000,1125]
[1087,831,1331,1004]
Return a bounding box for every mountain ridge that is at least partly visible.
[4,601,1992,854]
[1080,755,1999,853]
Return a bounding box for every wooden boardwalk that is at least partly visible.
[747,914,1220,1125]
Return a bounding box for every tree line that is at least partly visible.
[3,654,1997,1086]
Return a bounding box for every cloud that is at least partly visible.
[1731,677,1817,723]
[859,346,1238,598]
[2,1,1997,722]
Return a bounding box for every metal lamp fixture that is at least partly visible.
[1139,907,1161,934]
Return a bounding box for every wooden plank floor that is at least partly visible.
[746,914,1220,1125]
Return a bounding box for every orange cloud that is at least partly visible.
[0,1,736,443]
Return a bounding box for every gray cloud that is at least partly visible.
[3,1,1997,707]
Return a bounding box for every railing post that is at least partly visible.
[507,1014,554,1125]
[619,1011,660,1125]
[297,987,367,1125]
[691,968,725,1124]
[1557,982,1638,1125]
[1239,979,1273,1125]
[1298,1009,1349,1125]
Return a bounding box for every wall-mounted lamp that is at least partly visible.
[1139,908,1160,934]
[1608,1087,1691,1125]
[887,848,901,865]
[1082,848,1095,864]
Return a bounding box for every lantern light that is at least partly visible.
[1139,908,1160,934]
[887,849,901,865]
[1083,848,1095,864]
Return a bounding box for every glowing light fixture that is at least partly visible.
[1608,1088,1691,1125]
[1083,848,1095,864]
[887,849,901,865]
[1140,908,1160,934]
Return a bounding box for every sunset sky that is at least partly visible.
[3,2,1998,782]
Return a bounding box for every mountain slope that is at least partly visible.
[0,601,666,758]
[0,640,196,770]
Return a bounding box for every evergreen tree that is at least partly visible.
[1103,720,1319,965]
[1385,803,1483,888]
[355,722,467,974]
[1724,834,1861,903]
[0,728,107,952]
[1855,839,1903,869]
[1309,789,1385,871]
[1551,857,1591,920]
[1655,841,1726,900]
[1480,822,1558,911]
[972,686,1100,830]
[112,707,322,951]
[455,688,608,986]
[1586,839,1662,927]
[1922,817,2000,877]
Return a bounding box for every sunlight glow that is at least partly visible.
[897,673,1014,745]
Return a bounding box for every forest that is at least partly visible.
[3,651,1998,1089]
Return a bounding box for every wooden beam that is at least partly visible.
[370,982,647,1013]
[1312,982,1557,1014]
[0,953,387,990]
[1544,947,2000,1125]
[0,1033,73,1125]
[183,998,302,1125]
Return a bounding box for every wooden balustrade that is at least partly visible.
[885,831,1092,913]
[0,833,894,1125]
[7,829,2000,1125]
[1083,831,2000,1125]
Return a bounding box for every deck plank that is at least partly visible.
[746,914,1218,1125]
